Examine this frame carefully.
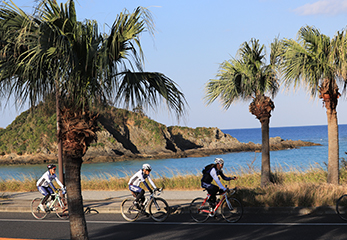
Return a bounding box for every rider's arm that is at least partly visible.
[48,179,57,191]
[210,168,227,191]
[54,176,64,189]
[147,175,157,190]
[142,181,152,192]
[219,171,232,181]
[140,172,153,192]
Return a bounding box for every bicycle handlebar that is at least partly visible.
[151,187,164,196]
[53,188,66,195]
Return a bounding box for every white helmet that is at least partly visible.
[142,163,152,171]
[214,158,224,165]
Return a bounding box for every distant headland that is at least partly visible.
[0,103,320,165]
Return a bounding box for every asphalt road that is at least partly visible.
[0,212,347,240]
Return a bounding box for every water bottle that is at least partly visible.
[46,200,53,208]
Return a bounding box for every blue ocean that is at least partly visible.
[1,124,347,180]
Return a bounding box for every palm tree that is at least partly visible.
[0,1,186,239]
[280,26,346,185]
[205,38,280,187]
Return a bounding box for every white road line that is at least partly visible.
[86,221,347,226]
[0,219,68,223]
[1,219,347,226]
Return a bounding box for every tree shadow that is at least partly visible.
[98,115,139,154]
[169,133,202,151]
[87,213,347,240]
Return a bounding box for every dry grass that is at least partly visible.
[0,176,37,192]
[239,182,347,207]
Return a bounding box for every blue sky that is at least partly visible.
[1,0,347,130]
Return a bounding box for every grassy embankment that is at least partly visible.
[1,166,347,207]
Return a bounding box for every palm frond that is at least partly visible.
[205,38,279,109]
[114,71,187,118]
[280,25,346,97]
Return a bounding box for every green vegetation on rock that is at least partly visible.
[0,101,56,155]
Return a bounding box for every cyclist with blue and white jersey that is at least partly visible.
[128,163,157,209]
[201,158,236,209]
[36,164,65,212]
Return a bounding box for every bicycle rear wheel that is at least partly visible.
[121,198,140,222]
[336,194,347,221]
[189,197,210,223]
[31,198,48,220]
[221,197,243,223]
[55,197,69,220]
[149,197,170,222]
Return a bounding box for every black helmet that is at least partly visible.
[47,164,56,169]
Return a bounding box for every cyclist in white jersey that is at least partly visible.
[128,163,157,209]
[36,164,65,211]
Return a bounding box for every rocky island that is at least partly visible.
[0,103,320,165]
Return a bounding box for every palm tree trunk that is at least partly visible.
[64,156,88,240]
[261,117,271,187]
[56,87,64,184]
[326,107,339,184]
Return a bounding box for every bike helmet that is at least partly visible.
[142,163,152,171]
[47,164,56,169]
[214,158,224,165]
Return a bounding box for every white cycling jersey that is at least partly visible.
[128,169,157,189]
[36,170,64,189]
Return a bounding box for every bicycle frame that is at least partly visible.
[42,189,66,210]
[55,194,67,209]
[199,192,225,214]
[200,188,236,214]
[143,188,162,209]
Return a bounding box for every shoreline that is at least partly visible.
[0,138,321,166]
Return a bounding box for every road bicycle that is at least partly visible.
[31,188,69,220]
[190,187,243,223]
[336,194,347,221]
[121,187,170,222]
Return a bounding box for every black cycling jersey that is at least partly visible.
[201,164,230,184]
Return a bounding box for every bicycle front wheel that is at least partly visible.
[221,197,243,223]
[336,194,347,221]
[121,198,140,222]
[149,197,170,222]
[55,197,69,220]
[31,198,48,220]
[189,197,210,223]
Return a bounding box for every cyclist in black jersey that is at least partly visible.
[201,158,236,209]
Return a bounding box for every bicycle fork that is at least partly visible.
[57,197,66,209]
[152,198,163,211]
[224,197,234,211]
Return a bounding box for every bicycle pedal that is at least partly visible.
[209,211,215,217]
[141,209,149,216]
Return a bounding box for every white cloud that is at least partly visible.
[294,0,347,15]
